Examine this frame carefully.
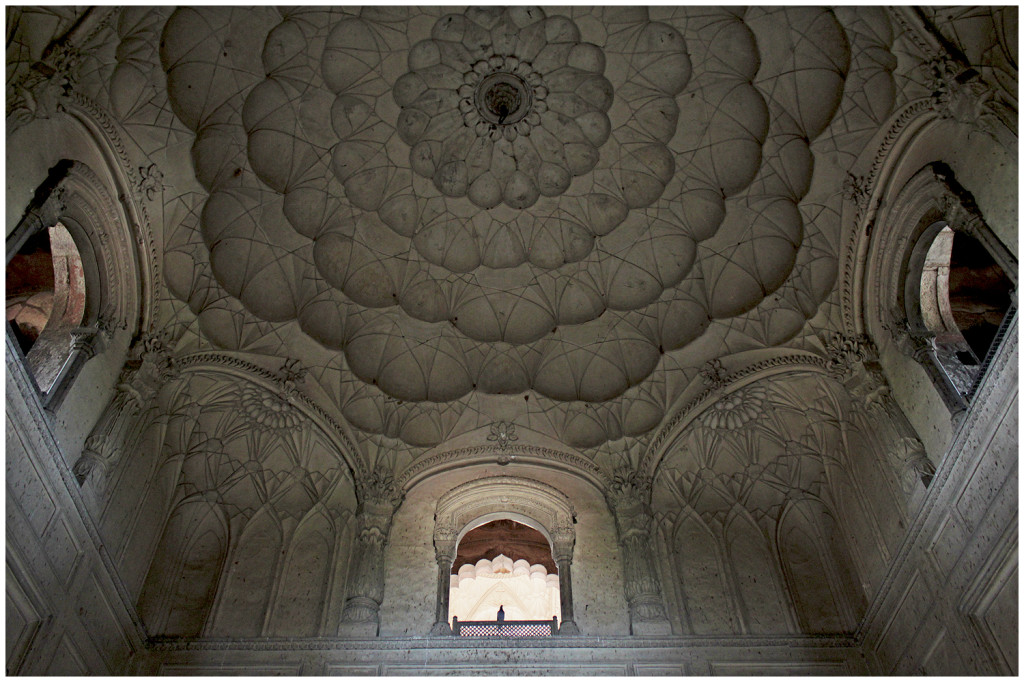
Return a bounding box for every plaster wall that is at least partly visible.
[862,315,1018,674]
[379,462,629,637]
[6,337,143,675]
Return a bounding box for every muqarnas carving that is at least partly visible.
[161,7,875,448]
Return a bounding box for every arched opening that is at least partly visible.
[915,223,1014,395]
[431,476,579,636]
[448,519,560,624]
[6,221,87,392]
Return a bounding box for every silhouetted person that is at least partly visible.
[497,605,505,622]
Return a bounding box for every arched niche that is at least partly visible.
[430,476,579,635]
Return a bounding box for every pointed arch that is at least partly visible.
[673,507,737,634]
[269,507,334,636]
[724,506,791,634]
[209,506,283,637]
[777,497,846,633]
[136,496,228,637]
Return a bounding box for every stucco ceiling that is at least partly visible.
[11,6,928,468]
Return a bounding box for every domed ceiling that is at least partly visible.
[74,7,900,464]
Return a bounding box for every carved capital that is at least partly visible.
[700,358,728,388]
[359,463,402,510]
[7,43,81,134]
[889,436,936,494]
[822,331,877,378]
[433,525,460,564]
[926,56,999,134]
[938,190,985,237]
[550,523,576,563]
[607,467,655,542]
[117,332,178,409]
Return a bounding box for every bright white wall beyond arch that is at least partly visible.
[449,555,560,623]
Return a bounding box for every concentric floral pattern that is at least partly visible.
[159,7,893,449]
[394,10,614,209]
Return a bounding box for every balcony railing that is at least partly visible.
[451,616,559,637]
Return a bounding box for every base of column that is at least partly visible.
[337,619,378,638]
[429,621,453,636]
[557,620,580,635]
[631,618,672,636]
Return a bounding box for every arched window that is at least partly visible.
[911,224,1014,396]
[6,160,138,410]
[872,164,1017,412]
[7,221,88,392]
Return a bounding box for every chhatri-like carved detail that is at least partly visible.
[700,358,728,389]
[137,163,164,201]
[842,172,871,213]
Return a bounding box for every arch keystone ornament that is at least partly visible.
[430,476,579,635]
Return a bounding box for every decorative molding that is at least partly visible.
[143,631,863,651]
[65,91,159,333]
[487,421,518,450]
[839,98,937,334]
[396,442,608,492]
[640,353,831,479]
[176,352,365,479]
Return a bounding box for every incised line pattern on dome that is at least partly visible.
[133,7,903,453]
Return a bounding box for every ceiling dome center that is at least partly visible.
[477,72,531,126]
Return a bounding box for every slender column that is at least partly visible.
[554,558,579,635]
[339,465,402,637]
[430,555,455,635]
[430,526,458,635]
[551,523,579,635]
[607,469,672,635]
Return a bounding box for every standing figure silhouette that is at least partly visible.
[497,605,505,622]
